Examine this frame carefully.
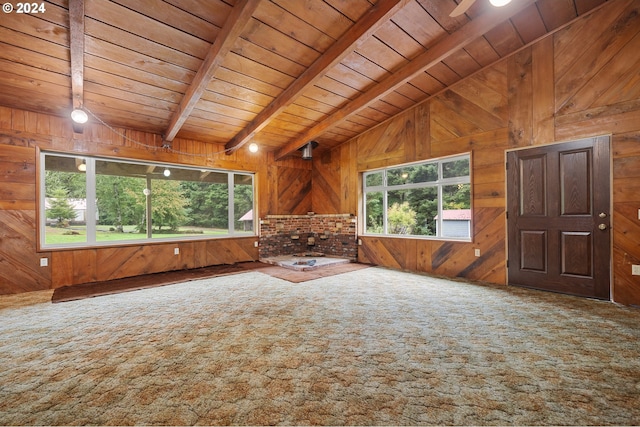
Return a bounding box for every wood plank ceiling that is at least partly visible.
[0,0,609,159]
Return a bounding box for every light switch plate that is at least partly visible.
[174,248,180,255]
[40,258,48,267]
[632,265,640,276]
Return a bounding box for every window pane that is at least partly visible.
[44,155,88,245]
[365,172,383,187]
[441,183,471,238]
[443,183,471,210]
[95,160,148,242]
[234,174,254,234]
[388,163,438,185]
[387,168,409,186]
[407,187,438,236]
[387,190,414,235]
[443,158,470,179]
[180,171,229,236]
[150,178,194,238]
[152,170,229,238]
[413,163,439,183]
[387,188,438,236]
[365,192,383,234]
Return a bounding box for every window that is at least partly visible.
[40,152,255,248]
[363,154,471,240]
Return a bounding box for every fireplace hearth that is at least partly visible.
[261,254,351,271]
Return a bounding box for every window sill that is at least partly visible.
[39,234,258,252]
[360,234,472,243]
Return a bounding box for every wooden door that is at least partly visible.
[507,136,611,299]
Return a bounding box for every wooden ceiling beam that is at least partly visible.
[274,0,537,160]
[224,0,410,154]
[163,0,261,144]
[69,0,85,133]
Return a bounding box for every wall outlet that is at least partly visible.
[174,248,180,255]
[474,248,481,257]
[358,238,362,246]
[254,241,259,247]
[632,265,640,276]
[40,257,48,267]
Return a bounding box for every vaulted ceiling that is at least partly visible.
[0,0,609,159]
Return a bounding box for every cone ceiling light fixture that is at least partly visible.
[299,141,318,160]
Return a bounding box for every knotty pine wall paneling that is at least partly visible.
[0,108,268,294]
[315,0,640,305]
[611,132,640,305]
[313,151,342,214]
[276,161,312,215]
[0,126,52,294]
[551,0,640,306]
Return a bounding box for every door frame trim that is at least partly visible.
[503,134,613,300]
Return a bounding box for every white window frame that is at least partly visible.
[362,153,472,241]
[39,151,256,249]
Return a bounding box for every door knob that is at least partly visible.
[598,223,607,230]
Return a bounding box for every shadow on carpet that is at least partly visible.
[51,261,369,303]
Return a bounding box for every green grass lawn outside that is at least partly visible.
[44,225,244,245]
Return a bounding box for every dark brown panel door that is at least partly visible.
[507,136,611,299]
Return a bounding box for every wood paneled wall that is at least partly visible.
[0,108,309,294]
[314,0,640,306]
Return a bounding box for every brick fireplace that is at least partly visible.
[259,213,357,260]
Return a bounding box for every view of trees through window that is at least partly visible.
[42,153,254,247]
[364,154,471,239]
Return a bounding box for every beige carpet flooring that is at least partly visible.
[50,262,370,303]
[1,267,639,425]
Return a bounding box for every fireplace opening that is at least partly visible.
[294,251,324,257]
